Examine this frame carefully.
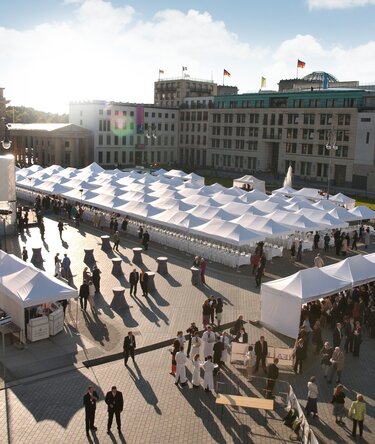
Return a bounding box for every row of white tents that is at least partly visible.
[15,163,375,250]
[261,253,375,338]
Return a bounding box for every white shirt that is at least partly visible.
[307,382,318,399]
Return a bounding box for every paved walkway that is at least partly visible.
[0,213,374,443]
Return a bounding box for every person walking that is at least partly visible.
[139,270,149,296]
[113,231,120,252]
[353,322,362,357]
[202,326,215,360]
[254,336,268,374]
[364,227,370,249]
[61,254,72,281]
[320,341,334,378]
[88,280,96,312]
[305,376,319,417]
[142,229,150,250]
[83,386,99,435]
[92,266,101,293]
[79,280,89,311]
[169,339,180,376]
[215,297,224,328]
[343,316,354,354]
[313,232,320,250]
[39,221,45,240]
[213,336,224,375]
[266,358,279,399]
[186,322,198,358]
[129,269,139,296]
[202,356,215,393]
[245,345,256,381]
[296,241,303,262]
[324,233,330,252]
[255,252,267,288]
[58,219,64,240]
[82,266,91,283]
[54,253,61,277]
[138,225,144,240]
[349,394,366,438]
[123,331,136,366]
[293,338,306,374]
[200,257,207,285]
[190,331,202,360]
[191,354,201,388]
[176,331,186,349]
[327,347,344,384]
[202,299,211,328]
[314,253,324,268]
[22,246,28,262]
[220,332,230,366]
[331,384,346,425]
[333,322,343,348]
[175,347,188,386]
[105,386,123,435]
[351,230,358,250]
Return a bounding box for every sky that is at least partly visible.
[1,0,375,114]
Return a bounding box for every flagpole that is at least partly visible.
[296,66,299,79]
[158,70,160,81]
[223,72,225,86]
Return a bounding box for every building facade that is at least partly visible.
[69,101,179,168]
[9,123,93,168]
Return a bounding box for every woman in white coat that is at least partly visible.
[220,332,230,365]
[202,326,215,359]
[190,332,202,360]
[202,356,215,392]
[175,348,188,386]
[192,354,201,388]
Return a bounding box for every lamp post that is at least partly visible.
[1,117,12,151]
[325,128,338,199]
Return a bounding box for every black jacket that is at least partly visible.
[105,390,124,412]
[79,283,89,298]
[83,391,99,411]
[233,332,248,344]
[255,340,268,358]
[123,335,136,351]
[267,363,279,381]
[129,271,139,284]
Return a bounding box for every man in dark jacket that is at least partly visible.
[105,386,124,434]
[83,386,99,434]
[123,331,136,366]
[186,322,198,358]
[266,358,279,398]
[79,280,89,311]
[129,269,139,296]
[142,230,150,250]
[254,336,268,373]
[333,322,343,348]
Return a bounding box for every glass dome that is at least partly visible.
[302,71,338,82]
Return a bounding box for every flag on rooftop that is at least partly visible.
[223,69,231,77]
[159,69,164,74]
[297,59,306,68]
[261,76,266,89]
[182,66,187,71]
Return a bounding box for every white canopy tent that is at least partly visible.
[330,193,356,209]
[272,186,297,196]
[322,255,375,286]
[261,268,351,338]
[233,175,266,193]
[182,172,205,185]
[0,251,77,343]
[348,206,375,220]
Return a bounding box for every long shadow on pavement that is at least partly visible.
[127,363,161,415]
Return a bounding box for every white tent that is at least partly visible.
[330,193,356,209]
[322,255,375,286]
[272,186,297,196]
[233,175,266,193]
[191,219,264,247]
[328,207,361,222]
[312,200,338,211]
[232,214,294,237]
[164,169,187,178]
[0,252,77,343]
[348,206,375,220]
[293,188,324,200]
[238,190,269,203]
[78,162,104,174]
[269,211,321,232]
[261,268,351,338]
[296,209,348,229]
[182,172,205,185]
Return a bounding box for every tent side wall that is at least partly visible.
[0,290,26,342]
[260,285,301,339]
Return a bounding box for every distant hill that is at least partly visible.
[5,106,68,124]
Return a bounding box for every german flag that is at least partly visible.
[223,69,231,77]
[297,59,306,68]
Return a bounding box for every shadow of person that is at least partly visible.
[42,239,49,252]
[62,240,69,249]
[20,233,27,243]
[148,290,169,307]
[128,364,162,415]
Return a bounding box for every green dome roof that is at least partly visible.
[302,71,338,82]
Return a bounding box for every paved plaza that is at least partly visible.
[0,213,374,443]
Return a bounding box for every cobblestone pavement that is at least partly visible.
[0,213,374,443]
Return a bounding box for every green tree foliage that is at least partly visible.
[5,106,68,124]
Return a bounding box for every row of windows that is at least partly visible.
[211,154,257,169]
[215,97,357,109]
[285,143,349,157]
[285,128,350,141]
[210,139,258,150]
[180,123,207,132]
[96,109,175,119]
[97,149,175,165]
[179,135,207,145]
[211,112,352,126]
[286,161,331,178]
[98,134,175,147]
[180,111,209,121]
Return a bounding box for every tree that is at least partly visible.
[5,106,68,124]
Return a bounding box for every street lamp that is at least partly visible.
[1,117,12,151]
[325,128,338,199]
[145,126,157,140]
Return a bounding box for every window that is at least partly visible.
[300,161,312,176]
[248,127,258,137]
[309,99,319,107]
[338,114,351,126]
[224,114,233,123]
[130,122,134,130]
[302,129,314,140]
[247,141,258,151]
[287,114,299,124]
[285,143,297,153]
[320,114,332,125]
[122,136,126,145]
[249,113,259,124]
[99,109,103,115]
[114,135,119,145]
[303,114,315,125]
[130,136,134,145]
[123,111,127,116]
[293,99,303,108]
[263,114,268,125]
[122,151,126,163]
[237,113,245,123]
[366,132,370,144]
[361,117,371,122]
[106,151,111,163]
[145,112,148,117]
[98,135,103,145]
[106,135,111,145]
[317,163,328,177]
[236,127,245,137]
[114,151,118,163]
[98,151,103,163]
[130,111,134,116]
[301,144,313,155]
[286,128,298,139]
[99,120,103,131]
[115,110,119,116]
[129,151,134,163]
[343,98,355,107]
[106,109,111,116]
[255,100,264,108]
[278,114,283,125]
